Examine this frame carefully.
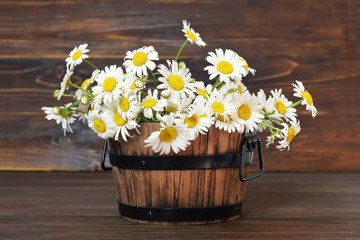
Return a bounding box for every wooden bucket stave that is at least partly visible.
[108,123,250,225]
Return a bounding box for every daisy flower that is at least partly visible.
[239,56,256,76]
[165,100,179,114]
[101,101,139,141]
[175,100,214,140]
[75,69,100,100]
[257,89,275,114]
[271,89,297,121]
[123,74,145,94]
[277,119,301,151]
[123,46,159,77]
[193,82,212,104]
[87,110,116,140]
[42,106,63,123]
[57,69,73,100]
[215,111,244,133]
[164,97,192,114]
[204,48,246,84]
[92,65,124,104]
[234,91,264,133]
[144,114,191,155]
[256,89,275,132]
[207,91,236,122]
[292,80,318,118]
[182,20,206,47]
[266,133,280,148]
[141,89,166,119]
[117,91,140,120]
[41,104,77,135]
[235,79,248,95]
[157,60,196,103]
[65,43,90,70]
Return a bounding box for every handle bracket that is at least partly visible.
[100,140,112,171]
[239,131,264,182]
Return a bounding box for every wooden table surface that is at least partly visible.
[1,172,359,239]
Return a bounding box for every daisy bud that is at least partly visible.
[134,79,145,88]
[80,95,90,105]
[161,90,171,99]
[53,90,60,98]
[52,106,61,115]
[179,61,186,69]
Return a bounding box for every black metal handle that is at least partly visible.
[100,140,112,171]
[239,132,264,182]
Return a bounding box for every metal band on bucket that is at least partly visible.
[118,201,243,222]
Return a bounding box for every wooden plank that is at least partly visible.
[0,0,360,171]
[0,172,359,239]
[0,0,358,58]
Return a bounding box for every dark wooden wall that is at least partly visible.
[0,0,359,172]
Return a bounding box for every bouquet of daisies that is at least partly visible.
[42,20,317,155]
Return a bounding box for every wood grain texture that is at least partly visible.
[1,172,360,239]
[0,0,359,171]
[109,124,249,224]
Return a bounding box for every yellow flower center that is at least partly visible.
[212,102,225,113]
[240,58,248,68]
[103,77,117,92]
[184,114,198,128]
[130,82,137,90]
[286,128,296,142]
[217,61,233,74]
[93,119,106,133]
[196,89,208,98]
[168,75,184,90]
[186,30,197,42]
[302,91,313,105]
[72,50,82,61]
[276,101,286,115]
[218,114,231,123]
[167,106,177,113]
[159,126,177,142]
[81,79,91,89]
[132,52,148,66]
[119,98,130,112]
[114,112,127,126]
[143,99,157,108]
[237,84,243,94]
[237,104,251,120]
[199,113,207,117]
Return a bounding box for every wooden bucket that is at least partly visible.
[107,123,262,225]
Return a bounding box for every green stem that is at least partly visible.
[60,93,76,98]
[268,117,286,124]
[175,39,188,62]
[217,82,226,90]
[67,101,80,109]
[260,121,280,132]
[264,110,275,118]
[82,59,99,70]
[224,88,237,97]
[69,82,94,97]
[211,77,221,92]
[268,117,291,127]
[287,99,303,108]
[147,67,157,88]
[75,110,88,114]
